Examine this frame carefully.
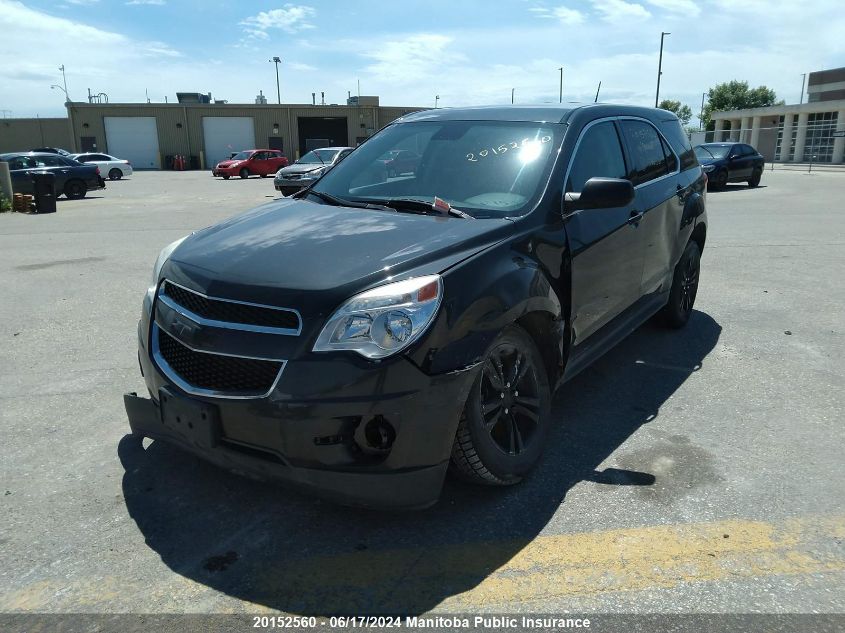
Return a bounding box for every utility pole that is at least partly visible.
[655,32,670,107]
[799,73,806,105]
[699,92,706,131]
[594,81,602,103]
[511,88,515,104]
[558,67,563,103]
[269,57,282,104]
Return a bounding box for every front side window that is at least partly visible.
[33,155,65,167]
[619,120,669,186]
[566,121,627,193]
[312,120,562,218]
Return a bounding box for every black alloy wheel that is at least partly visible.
[451,325,551,485]
[660,240,701,328]
[64,180,86,199]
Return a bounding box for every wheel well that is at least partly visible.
[690,222,706,252]
[516,311,564,386]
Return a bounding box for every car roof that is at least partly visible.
[700,142,737,146]
[395,103,678,125]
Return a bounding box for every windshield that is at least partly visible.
[311,121,562,218]
[298,149,339,164]
[230,151,253,161]
[695,145,729,160]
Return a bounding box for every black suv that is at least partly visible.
[125,104,707,510]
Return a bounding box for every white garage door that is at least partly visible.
[202,117,256,167]
[104,117,160,169]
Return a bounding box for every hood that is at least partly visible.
[276,163,325,176]
[164,198,512,315]
[216,160,241,168]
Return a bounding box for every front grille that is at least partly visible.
[162,281,299,331]
[157,328,283,396]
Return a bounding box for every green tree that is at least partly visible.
[702,80,781,129]
[658,99,693,125]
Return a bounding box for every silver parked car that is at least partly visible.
[274,147,353,196]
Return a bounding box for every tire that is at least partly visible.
[222,175,230,180]
[239,168,249,179]
[748,169,762,188]
[64,180,86,200]
[659,240,701,329]
[260,173,269,178]
[450,325,552,485]
[709,169,728,190]
[108,168,123,180]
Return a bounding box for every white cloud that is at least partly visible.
[646,0,700,16]
[362,34,468,84]
[530,5,585,25]
[240,5,316,39]
[126,0,166,5]
[591,0,651,22]
[288,62,317,72]
[65,0,99,4]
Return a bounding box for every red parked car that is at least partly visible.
[212,150,288,179]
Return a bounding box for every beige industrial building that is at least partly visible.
[0,95,423,169]
[710,67,845,164]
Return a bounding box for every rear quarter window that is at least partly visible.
[659,119,698,171]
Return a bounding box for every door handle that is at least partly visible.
[627,210,644,225]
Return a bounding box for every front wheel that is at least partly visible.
[450,325,552,485]
[709,169,728,190]
[222,174,230,180]
[239,168,249,179]
[659,240,701,328]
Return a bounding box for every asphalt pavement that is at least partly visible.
[0,168,843,617]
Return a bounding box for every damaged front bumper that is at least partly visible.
[126,330,479,510]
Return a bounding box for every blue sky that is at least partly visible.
[1,0,843,121]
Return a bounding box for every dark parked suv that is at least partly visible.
[125,104,707,510]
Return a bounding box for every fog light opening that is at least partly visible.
[364,416,395,451]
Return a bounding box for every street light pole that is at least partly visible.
[558,67,563,103]
[511,88,515,104]
[59,64,70,102]
[269,57,281,104]
[655,32,670,108]
[799,73,806,105]
[699,92,706,131]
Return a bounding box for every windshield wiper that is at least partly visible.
[300,189,391,211]
[354,197,474,219]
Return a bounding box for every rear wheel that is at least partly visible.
[64,180,86,200]
[239,168,249,179]
[748,168,762,188]
[659,240,701,328]
[450,325,551,485]
[108,168,122,180]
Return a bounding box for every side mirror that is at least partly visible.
[564,177,634,213]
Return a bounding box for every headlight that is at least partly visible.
[313,275,442,359]
[302,168,324,180]
[702,164,715,173]
[148,237,187,292]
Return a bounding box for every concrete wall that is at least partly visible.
[0,117,71,153]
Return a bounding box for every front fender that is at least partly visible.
[408,241,562,375]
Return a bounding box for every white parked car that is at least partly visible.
[70,153,133,180]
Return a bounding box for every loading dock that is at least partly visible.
[297,117,349,155]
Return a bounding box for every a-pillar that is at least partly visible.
[832,109,845,164]
[793,112,809,162]
[750,116,762,148]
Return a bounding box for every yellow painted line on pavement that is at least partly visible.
[260,514,845,610]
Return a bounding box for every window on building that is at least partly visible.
[804,112,838,163]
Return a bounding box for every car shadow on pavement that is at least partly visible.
[119,310,721,614]
[709,184,767,192]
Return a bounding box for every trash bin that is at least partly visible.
[31,171,56,214]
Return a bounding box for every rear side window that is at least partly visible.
[658,119,697,171]
[566,122,627,193]
[619,120,669,186]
